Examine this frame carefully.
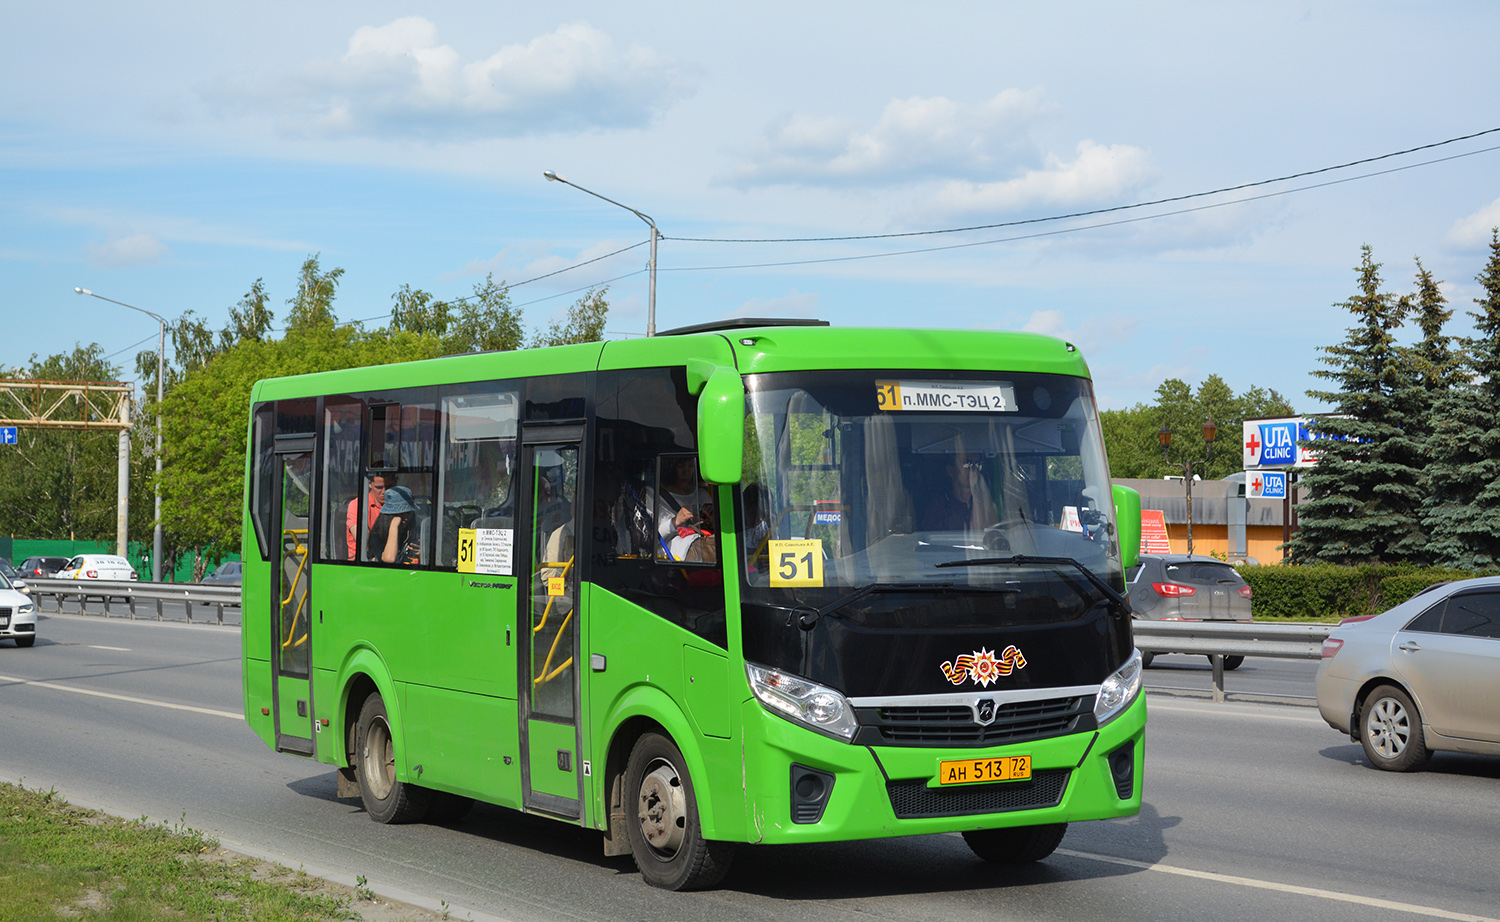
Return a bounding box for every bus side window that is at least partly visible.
[591,367,727,648]
[319,397,364,563]
[436,390,519,568]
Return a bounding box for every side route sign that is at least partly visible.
[0,426,16,445]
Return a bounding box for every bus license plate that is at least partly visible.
[938,755,1031,786]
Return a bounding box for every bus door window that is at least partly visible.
[529,445,579,717]
[278,451,313,677]
[437,390,518,567]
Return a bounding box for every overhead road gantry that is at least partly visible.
[0,378,135,555]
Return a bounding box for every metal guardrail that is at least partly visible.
[1132,619,1334,701]
[24,577,241,624]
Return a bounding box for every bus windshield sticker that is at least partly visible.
[876,380,1018,413]
[940,645,1027,687]
[769,538,824,587]
[459,527,514,576]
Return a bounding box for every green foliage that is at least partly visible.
[1100,375,1293,479]
[0,345,153,544]
[390,274,525,354]
[1421,230,1500,568]
[1286,245,1428,565]
[532,286,609,348]
[1238,563,1488,620]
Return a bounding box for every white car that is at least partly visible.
[57,554,140,581]
[1,571,38,647]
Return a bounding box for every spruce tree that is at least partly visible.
[1286,245,1426,564]
[1421,230,1500,568]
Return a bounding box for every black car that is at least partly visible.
[16,556,70,579]
[1127,553,1253,669]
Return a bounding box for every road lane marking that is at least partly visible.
[1145,700,1325,722]
[1057,848,1498,922]
[0,673,243,721]
[88,645,131,652]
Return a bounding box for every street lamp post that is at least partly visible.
[1159,417,1218,556]
[543,171,659,338]
[76,287,166,582]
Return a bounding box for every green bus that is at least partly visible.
[241,319,1146,890]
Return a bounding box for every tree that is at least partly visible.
[1099,376,1293,480]
[284,255,343,333]
[388,274,525,354]
[1286,245,1426,565]
[1421,230,1500,568]
[532,287,609,348]
[0,345,153,544]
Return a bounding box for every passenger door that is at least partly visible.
[517,427,585,819]
[272,446,316,754]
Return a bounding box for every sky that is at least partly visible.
[4,1,1499,412]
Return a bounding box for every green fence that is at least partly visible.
[0,537,237,583]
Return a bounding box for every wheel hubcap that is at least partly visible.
[362,716,395,799]
[1367,697,1410,759]
[637,761,687,856]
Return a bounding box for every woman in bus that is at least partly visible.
[368,486,420,565]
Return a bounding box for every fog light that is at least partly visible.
[790,764,835,824]
[1107,742,1135,799]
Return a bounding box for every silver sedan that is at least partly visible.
[1316,576,1500,771]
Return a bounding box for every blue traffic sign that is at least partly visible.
[0,426,16,445]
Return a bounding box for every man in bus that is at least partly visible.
[347,472,394,560]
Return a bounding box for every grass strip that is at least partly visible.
[0,781,437,921]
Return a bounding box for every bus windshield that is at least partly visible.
[740,370,1122,611]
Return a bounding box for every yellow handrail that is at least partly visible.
[279,529,310,650]
[533,609,574,686]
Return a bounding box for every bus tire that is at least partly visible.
[354,694,430,824]
[623,732,733,890]
[962,823,1067,863]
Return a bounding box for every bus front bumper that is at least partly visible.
[736,692,1145,845]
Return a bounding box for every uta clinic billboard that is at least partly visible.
[1242,417,1322,469]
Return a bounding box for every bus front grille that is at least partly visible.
[854,696,1090,747]
[886,769,1070,818]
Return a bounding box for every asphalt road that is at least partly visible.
[2,612,1496,922]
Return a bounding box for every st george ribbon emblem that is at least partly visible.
[940,645,1026,687]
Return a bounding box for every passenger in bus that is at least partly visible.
[347,472,393,560]
[368,486,421,565]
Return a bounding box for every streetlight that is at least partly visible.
[1159,417,1218,556]
[543,170,659,337]
[76,287,166,582]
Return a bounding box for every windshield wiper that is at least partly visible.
[789,581,974,630]
[935,555,1132,618]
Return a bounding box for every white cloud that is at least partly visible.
[1017,308,1140,358]
[451,238,646,292]
[930,140,1156,217]
[1445,195,1500,249]
[722,90,1050,187]
[85,233,169,268]
[221,19,695,140]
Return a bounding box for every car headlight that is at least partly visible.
[1094,649,1144,726]
[746,663,859,741]
[17,603,34,614]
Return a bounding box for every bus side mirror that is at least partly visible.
[697,366,745,485]
[1112,484,1141,570]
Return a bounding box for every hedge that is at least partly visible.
[1235,563,1498,621]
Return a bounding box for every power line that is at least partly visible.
[660,143,1500,274]
[668,126,1500,244]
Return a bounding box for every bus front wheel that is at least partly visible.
[354,694,430,824]
[623,732,733,890]
[962,823,1067,863]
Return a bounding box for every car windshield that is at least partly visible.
[739,369,1124,619]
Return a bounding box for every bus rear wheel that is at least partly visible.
[354,694,430,824]
[623,732,733,890]
[962,823,1067,863]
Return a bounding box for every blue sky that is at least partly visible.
[4,1,1499,410]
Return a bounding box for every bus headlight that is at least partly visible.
[746,663,859,741]
[1094,649,1143,726]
